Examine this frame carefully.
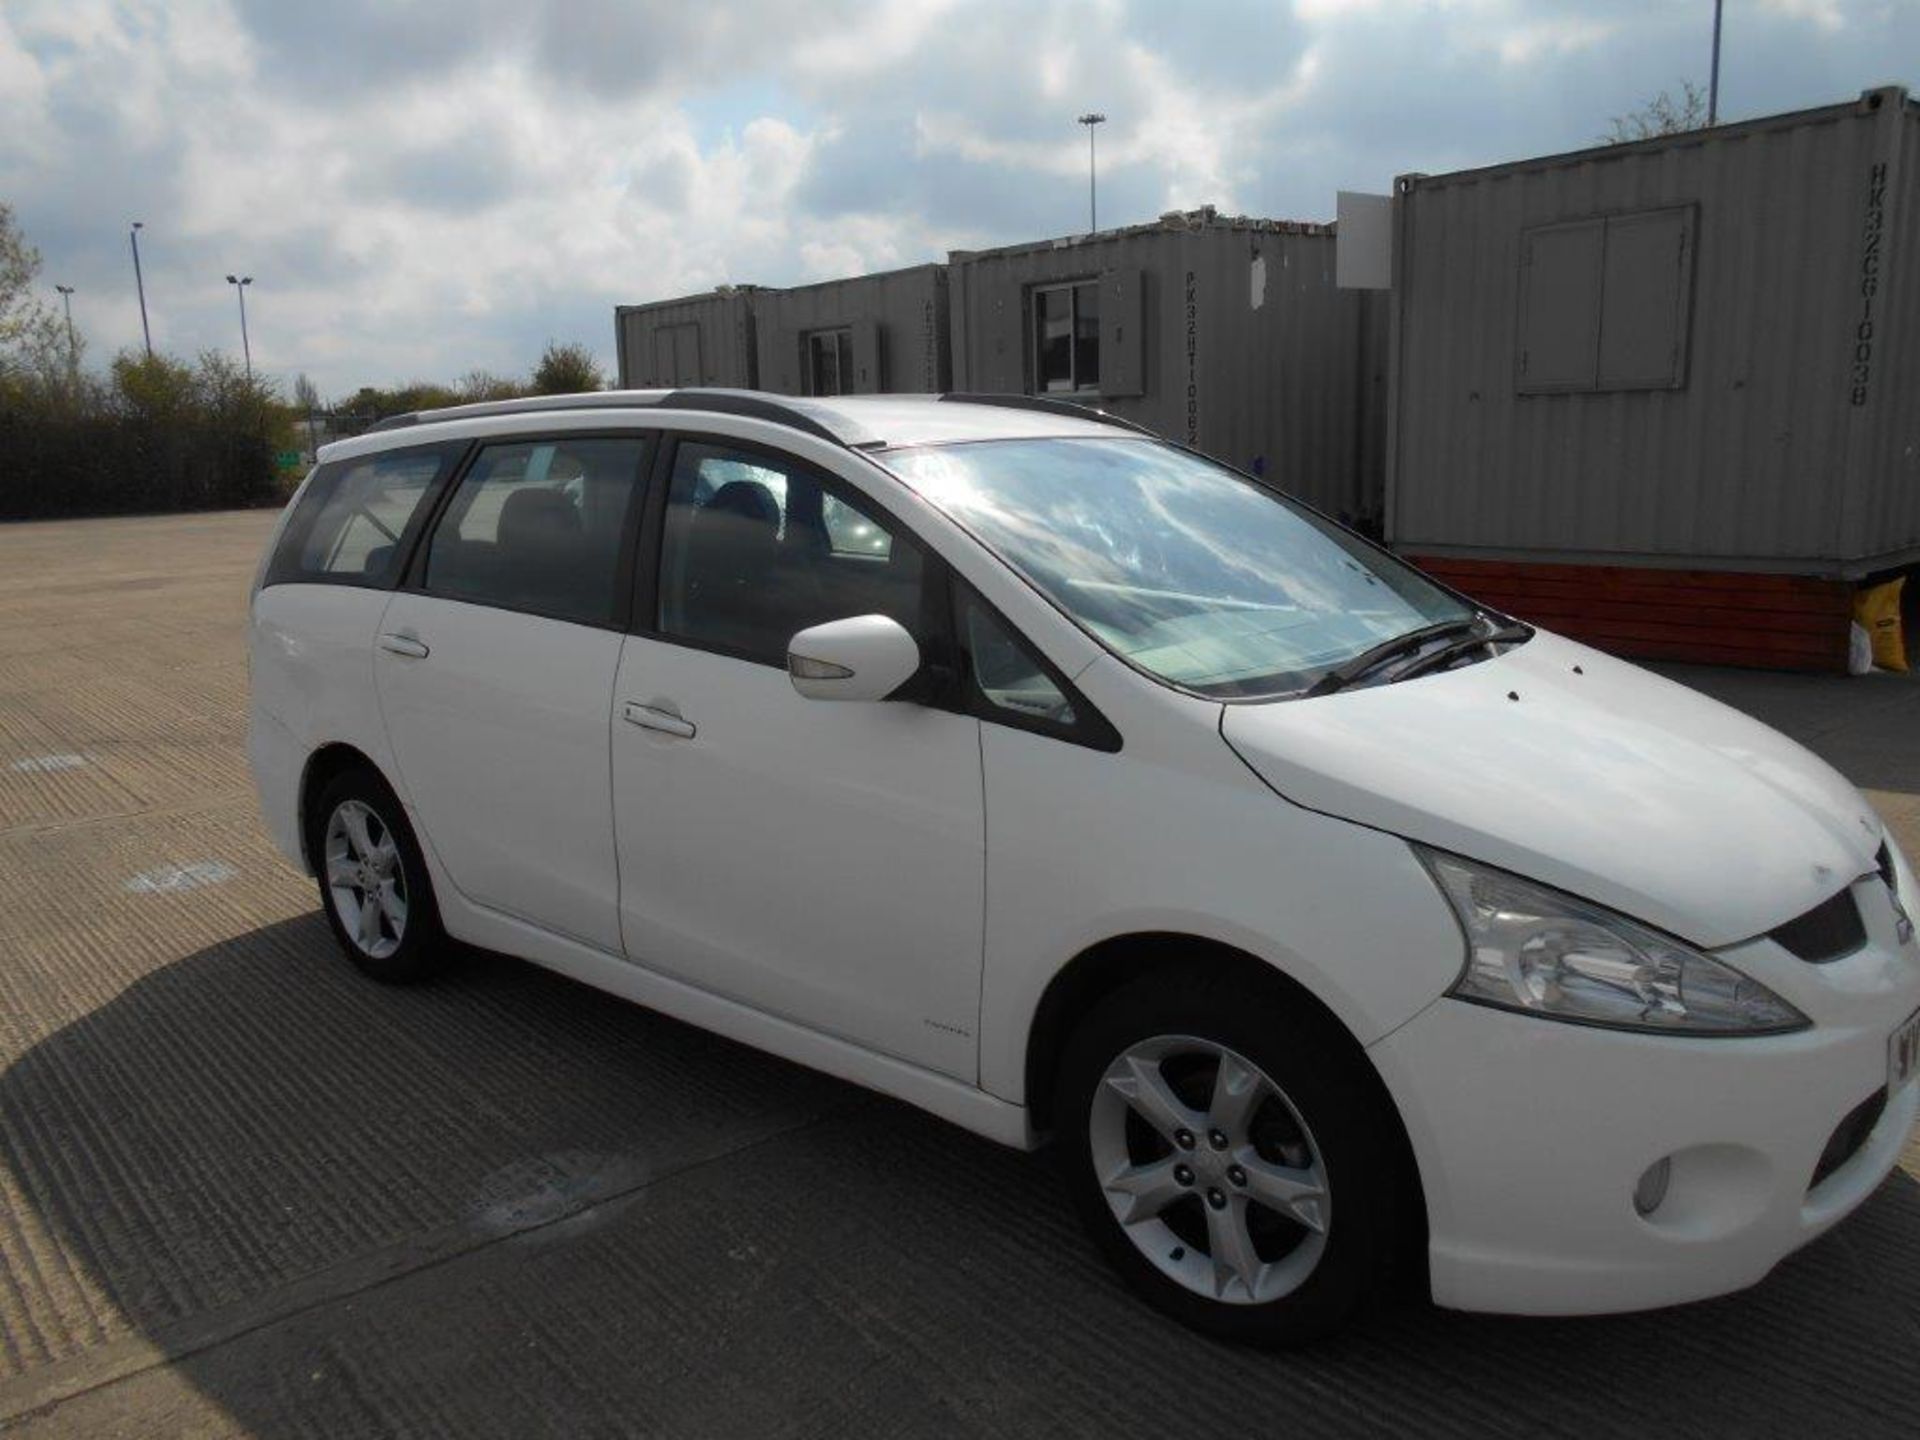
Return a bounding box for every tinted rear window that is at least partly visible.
[265,442,462,589]
[421,437,650,627]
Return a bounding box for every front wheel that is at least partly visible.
[1055,969,1412,1346]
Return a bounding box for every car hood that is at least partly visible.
[1220,632,1883,949]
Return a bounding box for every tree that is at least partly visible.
[292,372,321,413]
[1604,80,1709,144]
[196,349,282,426]
[110,349,200,421]
[336,381,459,420]
[530,340,605,395]
[455,369,525,403]
[1,213,290,516]
[0,202,67,388]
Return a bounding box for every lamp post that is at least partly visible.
[1707,0,1724,126]
[53,284,76,371]
[129,222,152,358]
[226,274,253,380]
[1077,112,1106,233]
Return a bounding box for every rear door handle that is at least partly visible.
[378,632,430,659]
[623,701,695,739]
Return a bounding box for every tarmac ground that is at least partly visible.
[1,509,1917,1438]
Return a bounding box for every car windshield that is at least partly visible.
[883,437,1476,699]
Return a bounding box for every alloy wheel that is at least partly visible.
[1089,1034,1330,1305]
[323,798,408,960]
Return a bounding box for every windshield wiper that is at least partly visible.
[1386,623,1531,684]
[1303,616,1512,698]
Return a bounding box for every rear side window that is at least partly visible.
[422,437,650,627]
[265,443,460,589]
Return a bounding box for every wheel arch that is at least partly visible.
[1023,931,1430,1291]
[1026,934,1312,1130]
[296,742,395,874]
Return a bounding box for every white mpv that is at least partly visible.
[249,390,1920,1345]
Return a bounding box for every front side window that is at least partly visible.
[265,443,459,588]
[1033,280,1100,394]
[961,594,1076,727]
[804,329,855,397]
[656,442,923,665]
[422,437,648,626]
[885,438,1474,699]
[822,492,892,558]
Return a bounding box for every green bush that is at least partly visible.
[0,351,289,521]
[0,204,287,520]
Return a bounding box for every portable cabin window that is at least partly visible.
[803,328,855,396]
[1032,280,1101,395]
[1516,206,1695,394]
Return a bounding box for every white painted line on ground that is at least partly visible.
[124,860,239,894]
[8,754,89,774]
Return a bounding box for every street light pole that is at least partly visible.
[1077,112,1106,233]
[53,284,76,372]
[129,221,152,358]
[226,274,253,380]
[1708,0,1724,126]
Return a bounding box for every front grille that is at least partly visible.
[1770,887,1868,963]
[1810,1088,1887,1192]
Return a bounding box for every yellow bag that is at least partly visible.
[1853,578,1908,672]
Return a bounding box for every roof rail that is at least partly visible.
[937,392,1159,439]
[360,393,674,434]
[656,389,850,445]
[359,389,1148,451]
[361,389,859,446]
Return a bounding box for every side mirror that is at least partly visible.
[787,615,921,702]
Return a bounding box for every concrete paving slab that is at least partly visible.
[0,511,1917,1438]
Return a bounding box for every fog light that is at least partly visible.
[1634,1157,1672,1217]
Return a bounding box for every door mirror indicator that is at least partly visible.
[787,615,920,702]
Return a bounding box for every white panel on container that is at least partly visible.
[1516,220,1604,393]
[1102,268,1146,397]
[1337,191,1392,289]
[852,320,881,392]
[1597,206,1694,390]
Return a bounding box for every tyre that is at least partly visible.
[1055,967,1411,1346]
[308,764,446,984]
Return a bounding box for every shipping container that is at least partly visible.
[1386,87,1920,669]
[949,208,1387,528]
[615,288,760,389]
[754,264,950,396]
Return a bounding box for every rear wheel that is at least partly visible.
[1056,969,1409,1346]
[309,766,446,983]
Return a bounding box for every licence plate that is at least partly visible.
[1893,1008,1920,1093]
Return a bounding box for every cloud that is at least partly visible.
[1757,0,1847,31]
[1,0,1911,397]
[1492,16,1618,67]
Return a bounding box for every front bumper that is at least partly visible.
[1371,955,1920,1315]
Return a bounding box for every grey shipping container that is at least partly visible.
[1387,86,1920,578]
[949,208,1387,527]
[755,264,950,396]
[615,288,760,389]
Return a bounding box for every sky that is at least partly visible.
[2,0,1914,399]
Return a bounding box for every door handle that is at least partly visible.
[623,701,695,739]
[378,632,430,659]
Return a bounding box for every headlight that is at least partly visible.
[1416,847,1808,1035]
